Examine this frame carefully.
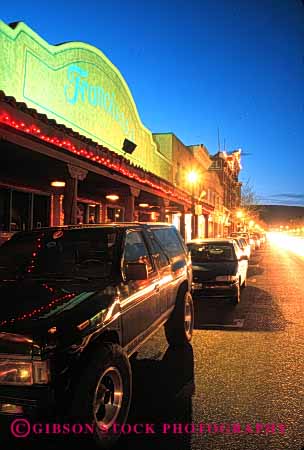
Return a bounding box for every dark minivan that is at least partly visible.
[0,223,193,447]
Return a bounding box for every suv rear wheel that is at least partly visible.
[70,343,132,448]
[165,289,194,346]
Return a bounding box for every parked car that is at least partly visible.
[187,238,248,305]
[0,223,193,447]
[253,231,266,247]
[230,231,256,251]
[259,232,266,246]
[250,232,261,250]
[230,236,251,260]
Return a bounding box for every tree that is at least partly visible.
[238,179,266,230]
[241,179,260,213]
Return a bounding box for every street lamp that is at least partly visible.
[51,181,66,187]
[106,194,119,201]
[187,170,199,239]
[187,170,199,185]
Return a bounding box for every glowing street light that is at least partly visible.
[187,170,199,184]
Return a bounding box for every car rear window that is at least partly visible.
[188,243,235,262]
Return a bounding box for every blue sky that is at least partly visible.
[2,0,304,205]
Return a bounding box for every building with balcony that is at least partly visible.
[153,135,242,239]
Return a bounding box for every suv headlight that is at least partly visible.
[215,275,238,282]
[0,360,50,386]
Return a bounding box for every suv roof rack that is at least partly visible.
[31,222,174,232]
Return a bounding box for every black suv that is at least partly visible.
[0,223,193,447]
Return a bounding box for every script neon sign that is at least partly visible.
[64,64,135,141]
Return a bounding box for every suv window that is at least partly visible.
[233,242,242,257]
[123,231,153,273]
[235,238,244,249]
[0,229,117,278]
[152,227,185,258]
[149,236,170,268]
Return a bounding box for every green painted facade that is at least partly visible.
[0,21,171,180]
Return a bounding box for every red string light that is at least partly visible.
[0,291,76,327]
[0,111,190,204]
[26,236,43,273]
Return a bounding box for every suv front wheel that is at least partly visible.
[165,289,194,346]
[70,343,132,448]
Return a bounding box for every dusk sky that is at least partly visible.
[2,0,304,206]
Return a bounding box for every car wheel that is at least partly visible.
[70,343,132,448]
[231,281,241,305]
[165,288,194,346]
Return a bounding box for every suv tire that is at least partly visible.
[165,288,194,346]
[70,343,132,448]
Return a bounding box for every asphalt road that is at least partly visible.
[3,239,304,450]
[116,239,304,450]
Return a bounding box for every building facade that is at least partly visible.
[209,150,242,233]
[0,21,242,244]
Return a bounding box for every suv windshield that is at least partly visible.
[188,243,236,262]
[0,228,118,279]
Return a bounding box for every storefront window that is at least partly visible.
[107,206,124,222]
[185,213,192,243]
[0,188,51,237]
[33,195,50,228]
[88,205,97,224]
[77,203,86,224]
[172,213,181,231]
[11,191,30,232]
[77,203,100,224]
[138,211,151,222]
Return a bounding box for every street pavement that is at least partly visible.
[3,239,304,450]
[116,239,304,450]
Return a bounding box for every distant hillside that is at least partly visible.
[257,205,304,225]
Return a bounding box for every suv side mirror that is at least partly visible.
[125,262,148,281]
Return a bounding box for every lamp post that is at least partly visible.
[187,170,199,240]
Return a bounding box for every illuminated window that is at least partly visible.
[107,207,124,222]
